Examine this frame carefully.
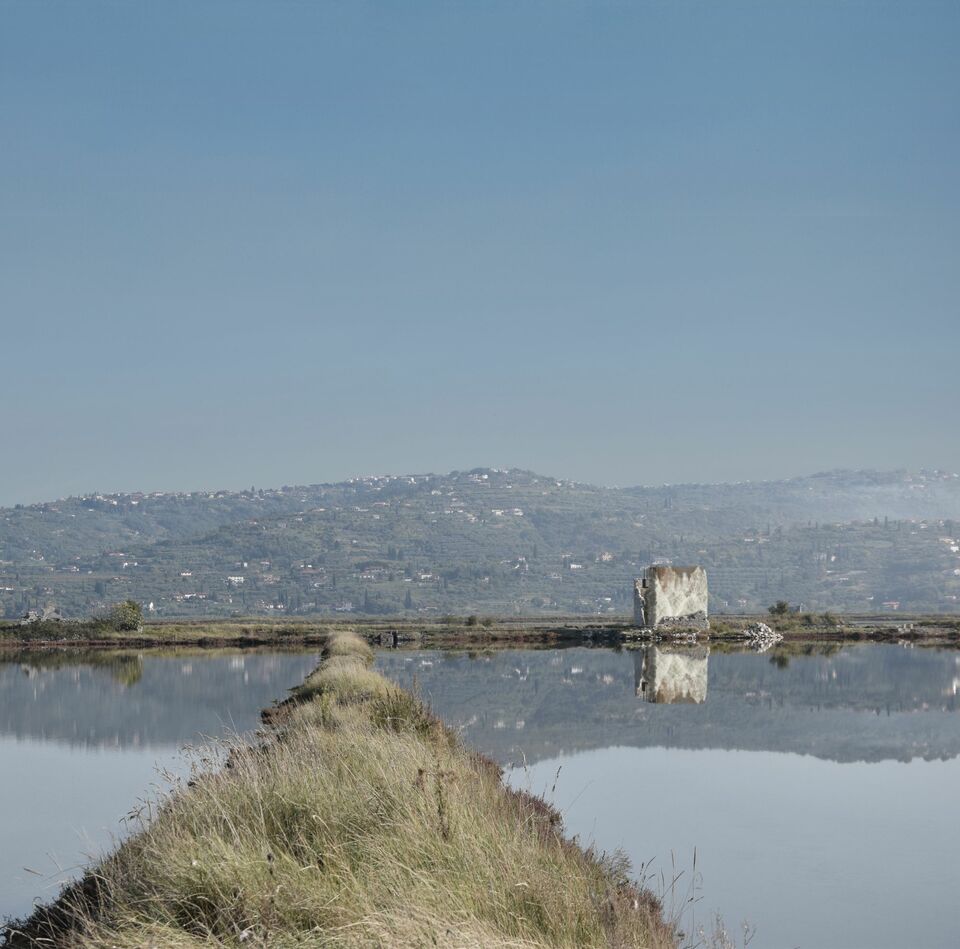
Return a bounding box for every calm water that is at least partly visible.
[0,649,318,924]
[376,643,960,949]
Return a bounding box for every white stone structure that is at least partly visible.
[633,645,709,704]
[633,565,708,629]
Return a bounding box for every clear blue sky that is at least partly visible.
[2,1,957,505]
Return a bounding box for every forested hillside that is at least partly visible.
[2,468,959,618]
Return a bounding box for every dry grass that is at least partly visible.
[7,631,675,949]
[293,630,380,703]
[296,655,394,704]
[318,628,375,664]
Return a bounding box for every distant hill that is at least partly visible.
[2,467,959,618]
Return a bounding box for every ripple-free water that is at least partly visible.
[0,649,318,924]
[377,643,960,949]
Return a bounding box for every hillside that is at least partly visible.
[2,468,960,618]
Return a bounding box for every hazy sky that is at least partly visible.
[2,1,957,505]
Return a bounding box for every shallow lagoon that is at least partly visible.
[3,641,958,947]
[0,649,318,923]
[376,643,960,949]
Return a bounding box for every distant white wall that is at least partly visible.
[646,566,708,628]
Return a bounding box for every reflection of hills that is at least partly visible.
[0,652,318,748]
[376,645,960,765]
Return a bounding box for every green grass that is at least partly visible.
[8,630,674,948]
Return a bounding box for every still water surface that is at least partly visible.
[3,643,958,947]
[376,643,960,949]
[0,649,318,923]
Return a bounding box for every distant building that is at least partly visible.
[634,566,708,629]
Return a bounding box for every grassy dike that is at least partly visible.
[7,630,676,949]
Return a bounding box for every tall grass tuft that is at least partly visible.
[6,630,676,948]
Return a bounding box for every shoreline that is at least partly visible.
[4,629,677,948]
[2,613,958,650]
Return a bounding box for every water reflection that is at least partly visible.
[377,643,960,766]
[14,651,144,686]
[376,644,960,949]
[0,649,319,749]
[0,648,318,922]
[634,645,709,703]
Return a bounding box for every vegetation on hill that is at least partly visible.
[2,468,959,619]
[7,630,674,948]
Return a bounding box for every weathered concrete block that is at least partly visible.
[634,566,708,629]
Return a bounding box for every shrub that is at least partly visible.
[107,600,143,632]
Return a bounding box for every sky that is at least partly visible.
[1,1,957,506]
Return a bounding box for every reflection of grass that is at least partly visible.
[104,654,143,686]
[0,644,324,687]
[1,649,145,685]
[708,641,843,658]
[10,630,675,949]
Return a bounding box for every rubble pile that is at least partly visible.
[743,621,783,652]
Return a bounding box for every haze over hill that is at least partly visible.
[2,467,959,619]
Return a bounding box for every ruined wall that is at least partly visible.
[633,580,647,626]
[634,565,708,629]
[633,645,709,704]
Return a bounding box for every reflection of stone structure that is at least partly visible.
[633,566,708,629]
[634,645,709,704]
